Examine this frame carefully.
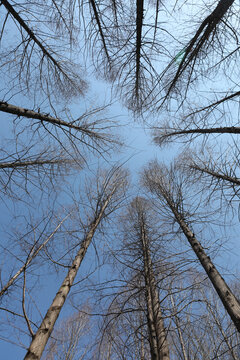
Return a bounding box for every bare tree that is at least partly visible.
[200,285,240,360]
[0,142,79,201]
[0,101,121,162]
[73,0,166,112]
[152,124,240,148]
[143,160,240,332]
[0,212,70,298]
[97,281,152,360]
[24,165,128,360]
[0,1,122,187]
[156,0,237,107]
[168,293,188,360]
[125,197,170,360]
[0,101,120,153]
[98,197,170,360]
[168,278,240,359]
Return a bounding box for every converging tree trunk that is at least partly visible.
[24,167,127,359]
[143,162,240,333]
[0,101,114,145]
[24,209,107,359]
[153,126,240,147]
[141,221,170,360]
[135,198,170,360]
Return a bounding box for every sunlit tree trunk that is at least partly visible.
[24,209,107,359]
[24,169,125,359]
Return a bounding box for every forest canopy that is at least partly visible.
[0,0,240,359]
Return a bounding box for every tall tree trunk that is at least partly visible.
[0,159,68,169]
[154,126,240,146]
[0,101,97,136]
[89,0,111,64]
[140,214,170,360]
[24,188,116,360]
[135,0,144,96]
[163,191,240,333]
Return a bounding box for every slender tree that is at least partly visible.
[169,293,188,360]
[129,197,170,360]
[97,281,152,360]
[156,0,237,106]
[168,279,240,359]
[143,161,240,332]
[0,144,78,201]
[24,166,128,360]
[153,124,240,148]
[101,197,170,359]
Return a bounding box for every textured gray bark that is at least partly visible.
[0,101,96,136]
[139,211,170,360]
[24,187,116,360]
[164,193,240,333]
[0,159,67,170]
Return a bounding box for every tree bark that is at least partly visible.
[0,159,68,170]
[0,101,99,137]
[189,164,240,186]
[139,212,170,360]
[154,126,240,146]
[163,190,240,333]
[24,188,115,360]
[135,0,144,96]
